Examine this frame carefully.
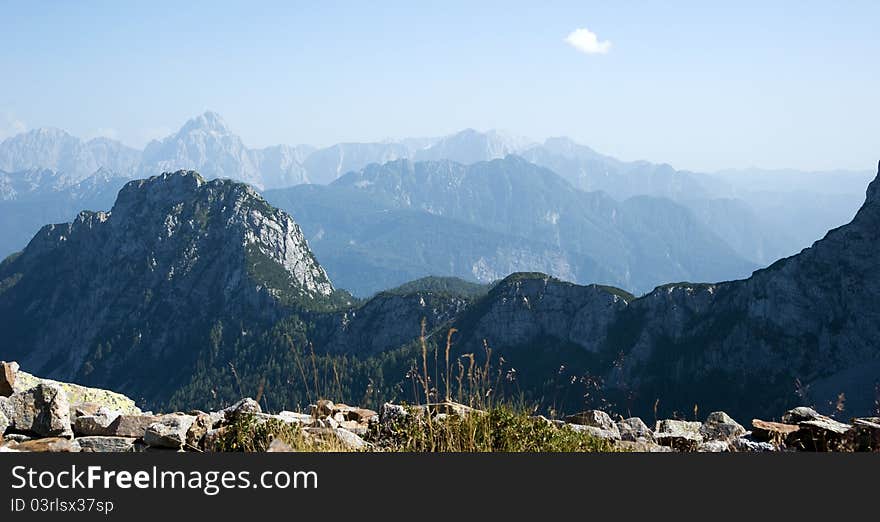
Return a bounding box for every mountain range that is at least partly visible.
[0,111,871,296]
[1,165,878,419]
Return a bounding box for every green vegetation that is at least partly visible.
[377,406,618,452]
[382,276,489,300]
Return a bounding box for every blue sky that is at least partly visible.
[1,0,878,172]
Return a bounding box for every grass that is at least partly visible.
[373,405,619,452]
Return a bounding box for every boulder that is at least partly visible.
[379,403,409,426]
[77,436,137,453]
[565,410,618,432]
[312,399,335,418]
[276,411,314,425]
[779,407,852,451]
[12,369,139,414]
[73,407,120,436]
[614,440,673,452]
[852,417,880,452]
[0,361,17,396]
[186,412,212,449]
[423,401,483,417]
[730,438,777,452]
[222,398,261,422]
[696,440,730,452]
[143,415,196,449]
[333,427,368,450]
[267,438,294,452]
[701,411,746,441]
[617,417,655,442]
[567,423,621,441]
[795,416,852,451]
[2,383,72,437]
[344,408,378,424]
[2,433,32,443]
[751,419,799,445]
[654,420,703,450]
[781,406,822,424]
[107,414,161,438]
[9,437,81,452]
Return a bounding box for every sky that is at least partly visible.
[1,0,878,172]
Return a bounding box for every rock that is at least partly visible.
[74,407,120,436]
[311,416,339,429]
[654,420,703,450]
[0,361,17,396]
[2,433,32,443]
[775,407,851,451]
[9,437,81,452]
[143,415,196,449]
[565,410,618,431]
[379,403,409,425]
[222,398,261,422]
[77,436,137,452]
[107,414,161,438]
[276,411,313,425]
[12,370,139,414]
[345,408,378,424]
[338,421,367,436]
[567,424,621,441]
[333,412,347,424]
[701,411,746,441]
[696,440,730,452]
[333,427,368,450]
[781,406,822,424]
[614,440,673,452]
[795,416,852,451]
[313,399,335,418]
[751,419,800,444]
[267,438,294,452]
[617,417,655,442]
[0,399,8,436]
[186,412,212,449]
[730,437,777,452]
[423,401,483,418]
[2,383,72,437]
[852,417,880,452]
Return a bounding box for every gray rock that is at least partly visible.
[565,410,618,431]
[781,406,822,424]
[2,433,32,443]
[333,427,368,450]
[12,370,139,414]
[696,440,730,452]
[614,440,673,452]
[222,398,261,422]
[276,411,314,425]
[73,407,120,436]
[730,438,777,452]
[617,417,655,442]
[107,414,161,438]
[700,411,746,441]
[77,436,137,453]
[654,419,703,450]
[143,415,196,449]
[567,423,621,441]
[379,403,409,426]
[2,383,72,437]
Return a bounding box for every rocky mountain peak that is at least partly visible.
[179,111,231,135]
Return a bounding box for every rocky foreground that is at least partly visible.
[0,361,877,453]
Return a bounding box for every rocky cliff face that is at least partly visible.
[0,170,333,401]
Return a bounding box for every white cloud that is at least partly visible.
[565,28,611,55]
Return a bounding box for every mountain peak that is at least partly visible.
[868,160,880,203]
[179,111,230,135]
